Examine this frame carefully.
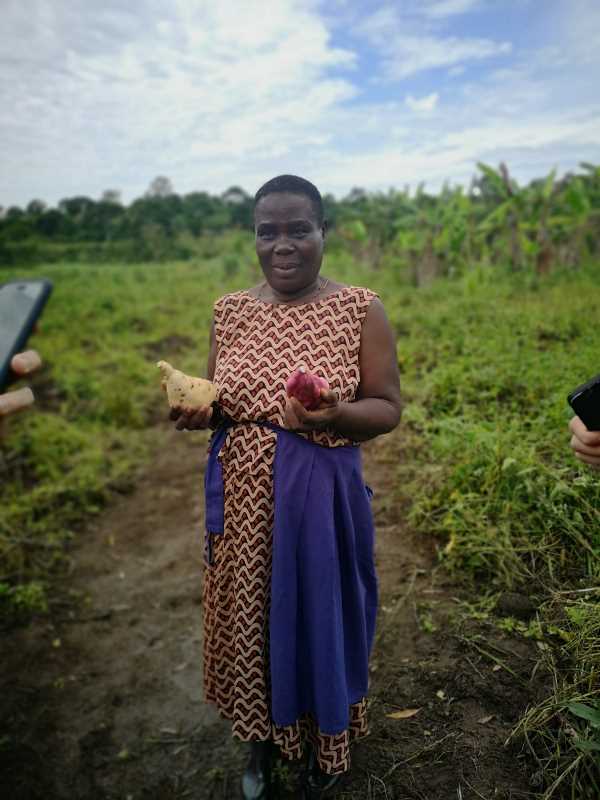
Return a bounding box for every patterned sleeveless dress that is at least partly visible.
[202,285,377,775]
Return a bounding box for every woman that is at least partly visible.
[172,175,401,798]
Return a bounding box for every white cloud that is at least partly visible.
[358,6,511,79]
[558,0,600,66]
[1,0,600,208]
[0,0,356,204]
[405,92,440,113]
[423,0,481,19]
[315,108,600,195]
[389,35,511,78]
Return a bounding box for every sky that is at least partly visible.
[2,0,600,208]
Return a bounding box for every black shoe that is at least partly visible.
[241,740,272,800]
[302,748,344,798]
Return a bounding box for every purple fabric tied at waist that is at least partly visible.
[204,422,377,735]
[204,423,229,536]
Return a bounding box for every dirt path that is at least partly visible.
[2,424,540,799]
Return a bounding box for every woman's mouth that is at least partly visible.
[273,264,300,276]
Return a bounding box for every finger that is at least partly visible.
[570,434,600,457]
[182,405,202,416]
[0,387,35,417]
[319,388,337,405]
[283,404,296,429]
[175,412,192,431]
[187,406,213,429]
[285,398,303,430]
[11,350,42,376]
[574,451,600,468]
[569,416,600,446]
[290,396,310,422]
[288,399,334,432]
[284,402,300,429]
[291,397,314,428]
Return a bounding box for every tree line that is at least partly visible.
[1,164,599,277]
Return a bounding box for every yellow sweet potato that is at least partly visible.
[157,361,218,408]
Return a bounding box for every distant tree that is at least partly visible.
[101,189,122,205]
[146,176,174,198]
[5,207,24,219]
[222,186,252,228]
[58,196,95,219]
[85,200,125,241]
[346,187,367,205]
[222,186,249,205]
[0,203,35,242]
[35,209,66,238]
[181,192,214,235]
[26,199,47,215]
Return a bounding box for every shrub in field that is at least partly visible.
[386,264,600,798]
[0,258,243,615]
[391,267,600,586]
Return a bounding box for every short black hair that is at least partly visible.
[254,175,324,224]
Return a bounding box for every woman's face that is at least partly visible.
[254,192,325,294]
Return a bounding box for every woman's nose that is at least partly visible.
[274,237,295,253]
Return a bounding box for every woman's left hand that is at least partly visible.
[284,389,339,432]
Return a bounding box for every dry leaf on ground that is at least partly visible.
[386,708,421,720]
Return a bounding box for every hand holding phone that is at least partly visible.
[0,279,52,393]
[567,373,600,432]
[567,373,600,469]
[0,279,51,425]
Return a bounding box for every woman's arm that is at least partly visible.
[284,299,402,441]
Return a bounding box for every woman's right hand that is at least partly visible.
[170,404,213,431]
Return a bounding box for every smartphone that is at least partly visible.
[567,373,600,432]
[0,278,53,392]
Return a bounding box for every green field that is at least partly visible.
[1,245,599,795]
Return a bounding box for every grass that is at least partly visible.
[388,268,600,585]
[1,246,599,795]
[0,236,257,614]
[379,263,600,797]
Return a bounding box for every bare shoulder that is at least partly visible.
[364,296,387,317]
[361,296,394,337]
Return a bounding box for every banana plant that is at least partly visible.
[476,162,527,271]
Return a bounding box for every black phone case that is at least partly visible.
[567,372,600,432]
[0,279,53,392]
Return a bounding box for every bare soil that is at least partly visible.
[1,423,544,799]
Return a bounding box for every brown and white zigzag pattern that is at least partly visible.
[202,287,376,773]
[212,286,377,448]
